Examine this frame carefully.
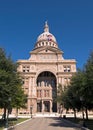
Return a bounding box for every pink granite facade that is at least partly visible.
[17,22,76,114]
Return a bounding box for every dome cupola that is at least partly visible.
[35,22,58,48]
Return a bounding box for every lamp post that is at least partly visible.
[30,105,33,118]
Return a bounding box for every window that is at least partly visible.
[39,90,42,97]
[64,78,67,82]
[22,65,30,72]
[68,78,71,82]
[63,65,71,72]
[67,66,71,72]
[64,77,71,86]
[46,90,49,97]
[23,70,25,72]
[44,90,49,97]
[42,42,44,46]
[64,66,67,72]
[49,42,51,46]
[37,90,42,97]
[46,42,48,46]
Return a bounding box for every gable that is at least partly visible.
[31,46,63,55]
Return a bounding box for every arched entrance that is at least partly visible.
[36,71,57,112]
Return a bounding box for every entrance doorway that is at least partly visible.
[37,102,42,112]
[44,101,50,112]
[37,71,57,112]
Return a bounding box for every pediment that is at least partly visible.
[30,46,63,54]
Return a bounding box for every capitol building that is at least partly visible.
[17,22,76,114]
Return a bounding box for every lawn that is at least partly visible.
[0,118,29,130]
[66,117,93,130]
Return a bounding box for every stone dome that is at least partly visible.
[35,22,58,49]
[37,32,57,43]
[37,21,56,42]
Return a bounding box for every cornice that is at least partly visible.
[17,59,76,64]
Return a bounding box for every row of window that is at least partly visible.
[22,78,71,86]
[37,90,50,97]
[37,80,55,87]
[64,77,71,82]
[22,66,71,72]
[36,41,57,48]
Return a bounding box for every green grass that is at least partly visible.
[66,117,93,130]
[0,119,5,130]
[0,118,29,130]
[15,118,29,124]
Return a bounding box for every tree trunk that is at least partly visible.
[16,108,18,120]
[82,109,84,120]
[3,107,6,121]
[74,109,77,119]
[85,107,88,120]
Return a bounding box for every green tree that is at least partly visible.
[62,85,81,119]
[56,51,93,120]
[83,51,93,119]
[56,84,63,104]
[84,51,93,103]
[0,48,26,120]
[59,69,86,119]
[62,56,93,120]
[66,69,88,119]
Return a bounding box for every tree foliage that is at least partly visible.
[84,51,93,104]
[0,48,27,119]
[56,84,64,104]
[58,51,93,119]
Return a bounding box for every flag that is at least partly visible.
[47,34,52,41]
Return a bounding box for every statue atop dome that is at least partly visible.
[44,21,49,32]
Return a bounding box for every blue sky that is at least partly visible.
[0,0,93,69]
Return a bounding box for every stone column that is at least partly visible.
[60,77,62,84]
[50,100,52,113]
[31,77,34,97]
[27,99,31,113]
[33,77,36,86]
[62,77,64,90]
[59,77,61,84]
[33,77,36,97]
[41,100,44,112]
[57,77,59,87]
[28,77,31,97]
[50,89,52,98]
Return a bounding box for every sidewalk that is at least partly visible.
[2,112,93,130]
[1,112,93,119]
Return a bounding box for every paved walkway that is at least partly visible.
[14,117,81,130]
